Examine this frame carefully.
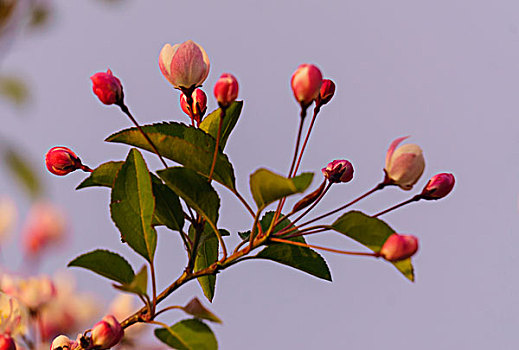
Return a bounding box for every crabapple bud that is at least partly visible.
[420,173,455,200]
[291,64,322,107]
[50,335,74,350]
[384,136,425,190]
[180,88,207,123]
[159,40,210,90]
[91,315,123,349]
[0,334,15,350]
[322,159,354,183]
[45,147,83,176]
[213,73,239,107]
[317,79,335,105]
[379,234,419,262]
[90,69,123,105]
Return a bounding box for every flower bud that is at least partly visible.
[213,73,239,108]
[0,334,16,350]
[91,315,123,349]
[291,64,323,107]
[379,234,419,262]
[384,136,425,190]
[45,147,83,176]
[159,40,210,90]
[50,335,75,350]
[420,173,455,200]
[180,88,207,124]
[322,159,354,183]
[317,79,335,105]
[90,69,123,105]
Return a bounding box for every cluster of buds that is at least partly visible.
[290,64,336,110]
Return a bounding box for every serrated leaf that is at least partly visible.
[331,210,414,281]
[151,176,184,232]
[3,147,41,198]
[199,101,243,150]
[68,249,135,285]
[158,167,220,237]
[114,265,148,295]
[188,225,218,302]
[76,161,123,189]
[250,168,313,209]
[155,319,217,350]
[106,122,236,190]
[181,297,222,323]
[110,149,157,263]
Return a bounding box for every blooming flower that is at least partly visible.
[0,275,56,311]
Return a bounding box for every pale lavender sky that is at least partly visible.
[1,1,518,349]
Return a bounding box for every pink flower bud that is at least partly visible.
[50,335,75,350]
[322,159,354,183]
[91,315,123,349]
[291,64,323,107]
[45,147,83,176]
[90,69,123,105]
[317,79,335,105]
[0,334,16,350]
[379,234,419,262]
[421,173,455,200]
[384,136,425,190]
[213,73,239,107]
[159,40,210,90]
[180,88,208,124]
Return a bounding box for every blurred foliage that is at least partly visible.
[3,146,42,198]
[0,75,29,107]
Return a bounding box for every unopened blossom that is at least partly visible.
[291,64,323,107]
[50,335,77,350]
[0,292,29,337]
[213,73,239,107]
[45,147,84,176]
[322,159,354,184]
[379,234,419,262]
[420,173,455,200]
[384,136,425,190]
[159,40,210,90]
[317,79,335,105]
[21,202,66,256]
[0,197,17,244]
[180,88,207,124]
[90,315,123,349]
[90,69,123,105]
[1,275,56,311]
[0,334,15,350]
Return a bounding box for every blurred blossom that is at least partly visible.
[109,294,144,346]
[0,197,17,244]
[39,272,99,342]
[1,275,56,312]
[21,201,66,256]
[0,292,29,337]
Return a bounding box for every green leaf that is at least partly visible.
[181,297,222,324]
[106,122,236,190]
[250,168,313,209]
[158,167,220,236]
[151,176,184,232]
[331,210,414,281]
[68,249,135,285]
[3,147,41,198]
[110,149,157,263]
[252,212,331,281]
[114,265,148,295]
[155,319,217,350]
[76,161,123,189]
[188,225,218,302]
[199,101,243,150]
[0,76,29,107]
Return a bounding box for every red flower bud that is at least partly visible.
[317,79,335,105]
[213,73,239,107]
[90,69,123,105]
[91,315,123,349]
[379,234,418,262]
[421,173,455,200]
[45,147,83,176]
[322,159,354,183]
[180,88,207,124]
[0,334,16,350]
[291,64,323,107]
